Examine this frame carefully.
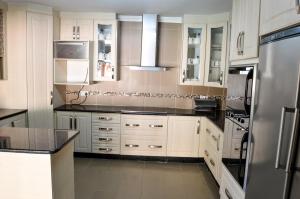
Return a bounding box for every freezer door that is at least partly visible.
[245,35,300,199]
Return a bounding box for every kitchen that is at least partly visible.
[0,0,299,199]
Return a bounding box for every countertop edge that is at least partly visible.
[0,109,27,120]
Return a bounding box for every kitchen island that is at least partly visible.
[0,128,79,199]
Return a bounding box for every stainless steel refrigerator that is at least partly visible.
[245,26,300,199]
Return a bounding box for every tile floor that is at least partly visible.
[74,158,219,199]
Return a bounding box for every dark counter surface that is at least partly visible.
[0,109,27,120]
[0,128,79,154]
[55,105,225,131]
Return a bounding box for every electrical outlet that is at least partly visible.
[80,91,89,96]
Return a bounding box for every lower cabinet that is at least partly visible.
[56,111,91,153]
[220,163,245,199]
[167,116,201,157]
[203,117,223,183]
[0,113,27,128]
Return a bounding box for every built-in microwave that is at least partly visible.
[54,41,92,60]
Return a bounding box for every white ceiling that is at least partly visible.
[5,0,232,15]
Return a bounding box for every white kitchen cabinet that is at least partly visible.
[220,163,245,199]
[56,111,92,153]
[167,116,201,157]
[93,20,118,81]
[0,113,27,127]
[60,18,93,41]
[204,22,228,87]
[230,0,260,62]
[180,24,207,85]
[260,0,300,35]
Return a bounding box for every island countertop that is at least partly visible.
[0,128,79,154]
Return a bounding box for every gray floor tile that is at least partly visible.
[74,158,219,199]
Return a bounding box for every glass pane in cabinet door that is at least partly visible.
[96,24,114,80]
[208,27,223,83]
[186,27,202,81]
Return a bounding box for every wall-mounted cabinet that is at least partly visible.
[93,20,118,81]
[230,0,260,63]
[60,18,93,41]
[180,15,228,87]
[181,24,206,85]
[0,6,6,80]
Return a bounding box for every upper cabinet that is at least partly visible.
[0,5,6,80]
[204,23,227,87]
[230,0,260,63]
[181,23,206,85]
[260,0,300,35]
[60,18,93,41]
[180,14,229,87]
[93,20,118,81]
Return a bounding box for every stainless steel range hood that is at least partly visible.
[128,14,171,72]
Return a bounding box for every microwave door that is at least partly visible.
[54,41,89,59]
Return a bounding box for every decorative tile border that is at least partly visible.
[66,90,227,100]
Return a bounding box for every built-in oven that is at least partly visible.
[222,65,253,188]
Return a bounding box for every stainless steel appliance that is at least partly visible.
[245,26,300,199]
[54,41,92,59]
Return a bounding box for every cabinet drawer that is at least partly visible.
[121,115,167,131]
[92,123,120,134]
[121,136,166,156]
[92,144,120,154]
[92,113,120,124]
[92,134,120,145]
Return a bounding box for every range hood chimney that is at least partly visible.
[128,14,171,72]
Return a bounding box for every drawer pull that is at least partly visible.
[225,188,233,199]
[234,147,240,151]
[204,150,209,157]
[206,129,211,134]
[149,124,163,128]
[125,124,140,127]
[211,134,218,142]
[236,127,245,131]
[99,138,113,142]
[148,145,163,149]
[125,144,139,148]
[209,159,215,167]
[98,117,112,121]
[98,148,112,152]
[99,127,113,131]
[197,120,200,135]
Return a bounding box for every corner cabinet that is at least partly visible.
[93,20,118,81]
[180,24,207,85]
[180,20,228,87]
[230,0,260,62]
[260,0,300,35]
[56,111,92,153]
[204,23,227,87]
[167,116,201,157]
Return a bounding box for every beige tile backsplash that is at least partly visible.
[62,22,226,109]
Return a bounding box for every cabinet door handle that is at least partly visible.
[98,148,112,152]
[74,117,77,130]
[76,26,80,40]
[296,0,300,14]
[211,134,218,142]
[72,26,76,40]
[148,145,163,149]
[50,91,53,105]
[219,71,223,85]
[182,70,186,83]
[217,135,220,151]
[99,127,113,131]
[99,138,113,142]
[125,124,140,127]
[225,188,233,199]
[11,121,15,127]
[209,159,215,167]
[206,129,211,135]
[237,32,241,55]
[125,144,139,148]
[98,116,112,121]
[240,31,245,55]
[204,150,209,157]
[69,117,73,129]
[197,120,201,135]
[236,127,245,131]
[149,124,163,128]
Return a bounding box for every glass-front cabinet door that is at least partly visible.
[204,23,227,87]
[181,24,206,85]
[93,20,118,81]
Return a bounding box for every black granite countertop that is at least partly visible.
[0,128,79,154]
[0,109,27,120]
[54,105,225,131]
